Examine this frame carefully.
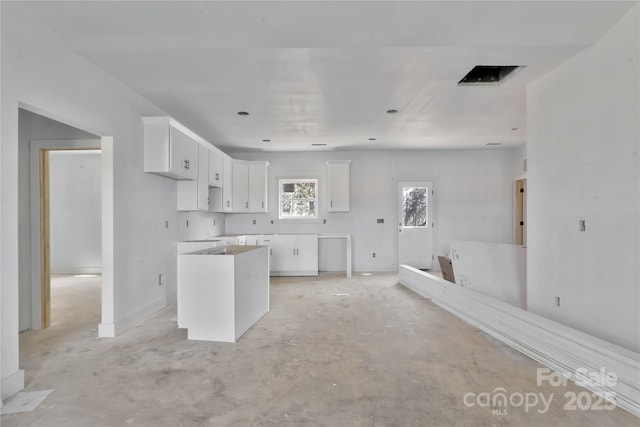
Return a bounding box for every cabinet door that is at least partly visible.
[232,160,249,212]
[177,144,210,211]
[222,156,233,212]
[295,235,319,275]
[248,161,268,212]
[271,235,297,273]
[257,236,274,272]
[197,145,210,211]
[208,150,224,187]
[181,132,199,180]
[327,160,351,212]
[168,125,184,176]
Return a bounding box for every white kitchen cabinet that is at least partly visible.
[327,160,351,212]
[208,149,224,188]
[230,160,268,213]
[144,117,198,180]
[177,144,210,211]
[177,245,270,342]
[270,234,318,276]
[232,160,250,212]
[210,155,234,212]
[249,161,268,212]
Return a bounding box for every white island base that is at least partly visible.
[177,245,269,342]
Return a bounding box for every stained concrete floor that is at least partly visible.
[3,273,638,426]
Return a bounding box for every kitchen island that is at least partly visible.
[177,245,269,342]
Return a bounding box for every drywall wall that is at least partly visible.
[1,2,176,397]
[17,109,99,332]
[222,149,516,272]
[49,150,102,274]
[450,240,527,308]
[511,145,527,179]
[177,211,226,242]
[527,5,639,352]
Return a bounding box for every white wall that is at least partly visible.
[221,149,516,272]
[450,240,527,309]
[49,150,102,274]
[177,211,226,242]
[527,5,639,352]
[1,2,177,398]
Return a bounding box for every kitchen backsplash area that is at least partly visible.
[178,211,226,241]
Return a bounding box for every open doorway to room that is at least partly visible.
[45,149,102,330]
[32,145,102,333]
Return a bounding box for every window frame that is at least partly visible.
[278,178,319,220]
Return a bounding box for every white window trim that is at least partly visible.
[278,178,319,220]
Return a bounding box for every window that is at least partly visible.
[402,186,428,227]
[279,179,318,219]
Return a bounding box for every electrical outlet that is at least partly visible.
[186,220,189,228]
[555,296,560,307]
[579,220,586,232]
[377,218,384,224]
[271,220,274,224]
[372,252,376,258]
[165,220,169,229]
[253,219,256,225]
[158,273,165,287]
[323,219,326,224]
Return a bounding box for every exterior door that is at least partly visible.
[397,181,434,269]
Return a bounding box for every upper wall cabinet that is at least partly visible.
[231,160,269,213]
[232,160,250,212]
[210,155,234,212]
[327,160,351,212]
[208,149,224,188]
[249,161,268,213]
[177,144,210,212]
[144,117,198,180]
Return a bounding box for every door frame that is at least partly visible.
[514,177,527,247]
[394,179,437,270]
[29,139,110,330]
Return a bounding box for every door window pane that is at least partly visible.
[402,187,428,227]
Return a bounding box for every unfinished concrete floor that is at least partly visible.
[4,273,638,426]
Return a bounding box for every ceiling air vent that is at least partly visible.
[458,65,521,86]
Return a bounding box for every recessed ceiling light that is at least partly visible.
[262,139,271,142]
[237,111,249,116]
[486,142,503,146]
[386,109,398,114]
[368,137,376,141]
[311,143,327,146]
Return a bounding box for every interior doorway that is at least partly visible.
[397,181,434,270]
[36,147,102,329]
[47,150,102,328]
[515,179,527,247]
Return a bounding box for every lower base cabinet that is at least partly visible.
[177,245,269,342]
[246,234,318,276]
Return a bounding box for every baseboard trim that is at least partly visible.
[398,265,640,418]
[98,297,169,338]
[1,369,25,401]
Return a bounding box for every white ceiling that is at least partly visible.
[27,1,636,152]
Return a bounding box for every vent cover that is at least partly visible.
[458,65,521,86]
